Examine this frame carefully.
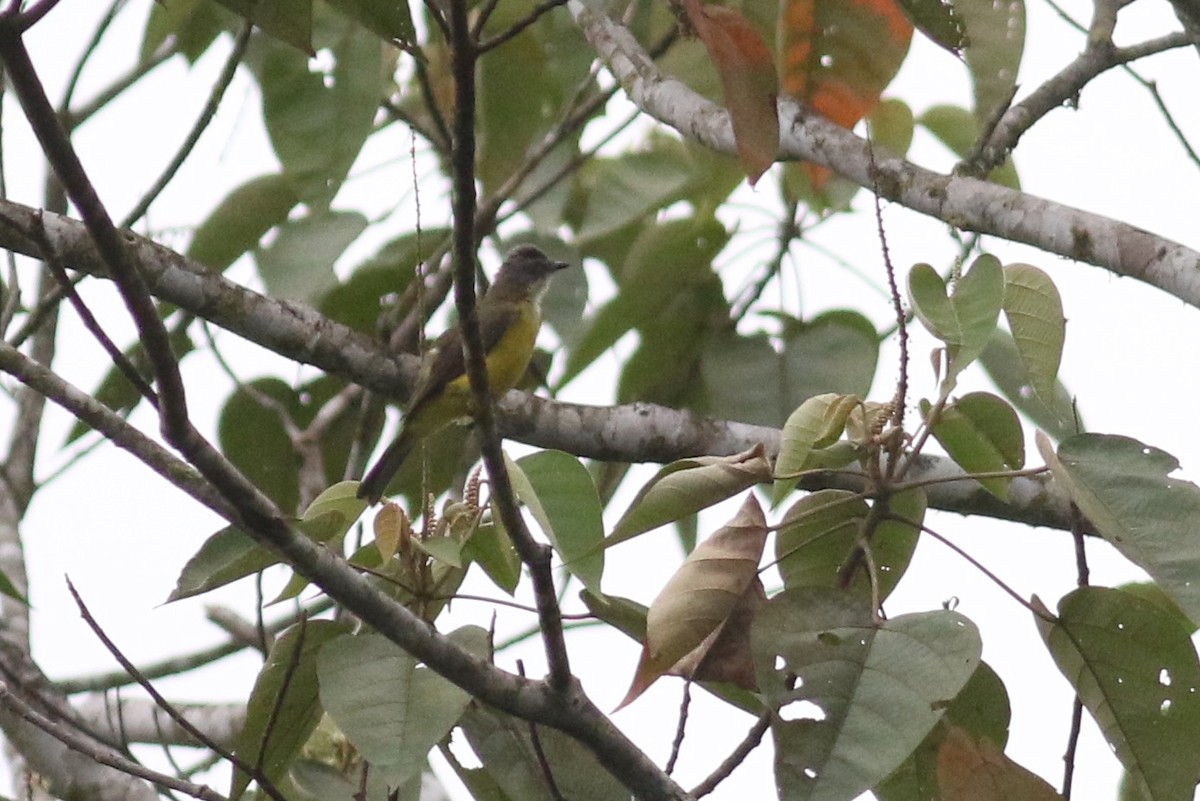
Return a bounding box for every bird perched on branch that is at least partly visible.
[358,244,570,504]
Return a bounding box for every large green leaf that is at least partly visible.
[958,0,1025,124]
[1044,433,1200,626]
[1002,263,1065,402]
[775,488,923,603]
[608,445,773,547]
[774,393,860,504]
[907,255,1004,380]
[874,662,1012,801]
[781,311,879,405]
[230,619,350,800]
[918,105,1020,188]
[316,629,482,786]
[459,704,628,801]
[325,0,415,44]
[752,588,981,801]
[141,0,236,64]
[215,0,312,52]
[255,10,383,204]
[256,210,367,302]
[925,391,1024,500]
[558,216,729,388]
[979,328,1079,441]
[510,450,605,594]
[1036,587,1200,801]
[187,173,301,272]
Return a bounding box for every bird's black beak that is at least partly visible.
[553,260,569,271]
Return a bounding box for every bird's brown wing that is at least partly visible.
[405,302,520,413]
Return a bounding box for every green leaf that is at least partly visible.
[573,151,697,244]
[256,210,367,302]
[775,488,923,603]
[297,480,368,542]
[979,328,1079,441]
[774,393,860,504]
[316,630,479,786]
[781,311,880,407]
[874,662,1012,801]
[324,0,415,44]
[256,12,383,204]
[141,0,235,64]
[319,229,445,333]
[511,451,605,594]
[187,173,301,272]
[215,0,312,52]
[459,705,629,801]
[230,619,349,800]
[752,588,981,801]
[958,0,1025,124]
[1036,587,1200,801]
[918,105,1020,188]
[462,522,521,595]
[907,255,1004,379]
[608,445,773,548]
[559,216,729,388]
[896,0,967,53]
[0,567,26,605]
[925,391,1024,500]
[1044,433,1200,626]
[1002,263,1065,402]
[168,525,278,603]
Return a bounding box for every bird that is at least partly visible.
[357,244,570,504]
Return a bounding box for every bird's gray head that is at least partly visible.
[491,244,570,301]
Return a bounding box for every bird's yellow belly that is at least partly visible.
[444,306,539,400]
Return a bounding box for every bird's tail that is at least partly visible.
[357,428,416,504]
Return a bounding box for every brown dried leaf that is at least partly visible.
[617,494,768,708]
[937,725,1064,801]
[669,577,764,690]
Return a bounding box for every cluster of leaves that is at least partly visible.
[68,0,1199,800]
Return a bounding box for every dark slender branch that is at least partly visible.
[0,26,190,424]
[122,22,252,228]
[445,0,571,690]
[59,0,124,112]
[1061,697,1084,799]
[67,579,289,801]
[13,0,61,30]
[690,711,770,798]
[477,0,569,53]
[66,41,175,128]
[21,212,158,405]
[665,681,691,775]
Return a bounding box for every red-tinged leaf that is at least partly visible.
[684,0,779,184]
[937,726,1065,800]
[618,495,768,709]
[780,0,913,186]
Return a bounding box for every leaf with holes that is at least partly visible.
[1041,433,1200,626]
[752,588,980,801]
[1035,587,1200,801]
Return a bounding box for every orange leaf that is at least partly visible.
[616,494,767,709]
[684,0,779,185]
[937,726,1064,801]
[780,0,913,186]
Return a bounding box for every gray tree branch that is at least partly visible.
[568,2,1200,311]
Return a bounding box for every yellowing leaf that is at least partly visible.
[684,0,779,184]
[618,494,768,708]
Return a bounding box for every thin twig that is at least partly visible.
[477,0,570,53]
[664,681,691,775]
[66,579,289,801]
[690,711,771,798]
[0,681,223,801]
[518,660,565,801]
[59,0,124,112]
[123,22,252,228]
[1061,697,1084,799]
